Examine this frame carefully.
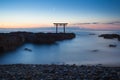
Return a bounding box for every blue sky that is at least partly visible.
[0,0,120,29]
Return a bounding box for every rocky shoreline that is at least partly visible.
[0,64,119,80]
[0,32,75,53]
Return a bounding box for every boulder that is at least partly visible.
[109,44,117,47]
[24,48,32,52]
[99,34,120,41]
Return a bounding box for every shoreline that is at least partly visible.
[0,63,120,67]
[0,64,120,80]
[0,64,120,68]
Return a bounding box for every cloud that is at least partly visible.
[103,21,120,25]
[92,22,99,24]
[72,21,120,25]
[71,22,100,25]
[70,21,120,30]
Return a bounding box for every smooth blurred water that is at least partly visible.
[0,28,120,66]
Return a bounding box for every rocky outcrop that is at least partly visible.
[0,32,75,53]
[109,44,117,47]
[99,34,120,41]
[0,33,24,53]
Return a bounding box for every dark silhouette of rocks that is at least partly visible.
[109,44,117,47]
[99,34,120,41]
[24,48,32,52]
[118,37,120,41]
[0,32,75,53]
[91,49,99,52]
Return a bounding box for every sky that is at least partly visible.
[0,0,120,30]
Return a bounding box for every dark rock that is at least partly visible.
[91,49,99,52]
[99,34,119,39]
[118,36,120,41]
[24,48,32,52]
[109,44,117,47]
[0,46,4,53]
[99,34,120,41]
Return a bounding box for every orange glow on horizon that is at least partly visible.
[0,22,53,28]
[0,22,120,30]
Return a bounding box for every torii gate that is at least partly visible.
[53,23,68,33]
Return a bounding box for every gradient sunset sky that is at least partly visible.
[0,0,120,30]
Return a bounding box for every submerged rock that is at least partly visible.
[91,49,99,52]
[24,48,32,52]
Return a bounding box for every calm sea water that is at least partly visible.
[0,28,120,66]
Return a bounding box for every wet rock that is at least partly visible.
[91,49,99,52]
[99,34,120,40]
[24,48,32,52]
[109,44,117,47]
[118,36,120,41]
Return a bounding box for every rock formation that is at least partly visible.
[0,32,75,53]
[109,44,117,47]
[99,34,120,41]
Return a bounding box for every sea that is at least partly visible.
[0,27,120,66]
